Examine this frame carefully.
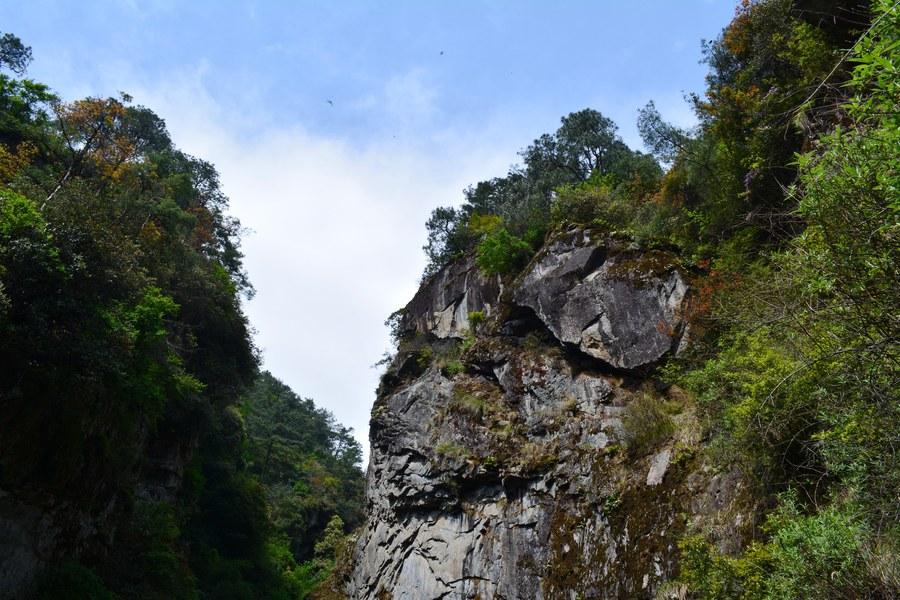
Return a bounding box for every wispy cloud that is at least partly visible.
[127,69,514,460]
[351,67,442,136]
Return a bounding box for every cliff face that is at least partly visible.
[347,227,756,599]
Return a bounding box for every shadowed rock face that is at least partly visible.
[345,229,752,600]
[0,494,60,598]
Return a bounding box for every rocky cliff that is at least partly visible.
[344,227,757,599]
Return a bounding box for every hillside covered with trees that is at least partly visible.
[414,0,898,597]
[0,33,364,599]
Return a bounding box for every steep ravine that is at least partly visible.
[342,227,758,599]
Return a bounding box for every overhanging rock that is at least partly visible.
[513,229,690,370]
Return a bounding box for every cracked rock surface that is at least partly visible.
[513,228,690,370]
[401,256,502,340]
[343,228,754,599]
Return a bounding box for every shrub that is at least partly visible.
[476,227,533,275]
[678,493,890,600]
[551,174,618,226]
[449,390,488,420]
[621,393,674,457]
[435,442,469,460]
[679,327,820,478]
[415,346,433,369]
[468,310,485,331]
[441,359,465,377]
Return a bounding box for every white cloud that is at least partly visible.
[128,70,515,462]
[380,69,440,125]
[351,67,442,135]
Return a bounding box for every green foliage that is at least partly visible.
[784,1,898,523]
[449,389,489,421]
[240,372,365,562]
[691,0,835,235]
[282,515,353,599]
[100,500,199,600]
[0,33,364,600]
[105,286,204,422]
[0,33,32,75]
[422,205,475,279]
[0,56,258,506]
[0,188,62,281]
[421,108,659,277]
[848,0,900,128]
[627,0,846,255]
[673,4,900,596]
[549,162,663,243]
[680,327,820,477]
[130,502,195,597]
[415,345,434,369]
[550,174,616,226]
[621,393,675,458]
[762,497,868,598]
[3,3,899,596]
[441,359,465,377]
[313,515,347,561]
[475,226,533,275]
[435,442,470,460]
[679,493,891,599]
[384,307,406,346]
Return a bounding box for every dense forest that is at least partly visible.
[0,32,364,599]
[416,0,898,597]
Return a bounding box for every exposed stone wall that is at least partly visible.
[345,228,754,599]
[513,228,690,370]
[401,256,502,340]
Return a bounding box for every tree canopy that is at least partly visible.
[0,31,364,599]
[421,108,661,278]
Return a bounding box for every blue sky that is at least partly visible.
[2,0,736,459]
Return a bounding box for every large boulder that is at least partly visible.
[513,229,690,370]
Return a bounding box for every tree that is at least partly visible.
[520,109,628,208]
[554,108,622,178]
[240,372,365,562]
[637,101,692,165]
[420,108,654,277]
[0,33,32,74]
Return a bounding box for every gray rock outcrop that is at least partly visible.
[401,256,501,339]
[343,228,753,600]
